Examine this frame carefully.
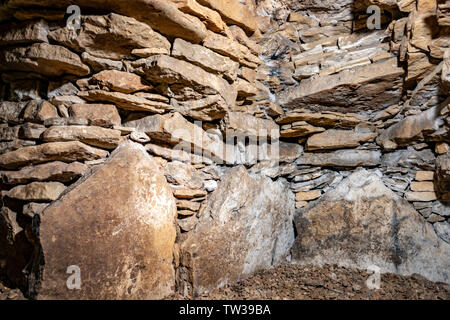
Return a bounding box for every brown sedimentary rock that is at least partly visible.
[29,143,177,299]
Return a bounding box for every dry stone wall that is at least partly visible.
[0,0,448,299]
[256,0,449,284]
[0,0,293,299]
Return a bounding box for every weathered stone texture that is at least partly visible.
[0,142,108,170]
[31,143,177,299]
[48,13,171,60]
[277,59,404,112]
[0,43,90,77]
[178,166,295,296]
[293,170,450,284]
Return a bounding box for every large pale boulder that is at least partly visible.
[292,169,450,284]
[28,142,177,299]
[178,166,295,296]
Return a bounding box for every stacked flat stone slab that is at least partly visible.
[256,0,449,226]
[178,166,294,296]
[32,143,177,299]
[292,170,450,284]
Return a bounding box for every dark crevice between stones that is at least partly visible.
[389,201,408,272]
[21,213,44,300]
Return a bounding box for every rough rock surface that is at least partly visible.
[78,90,172,114]
[42,126,121,149]
[203,31,262,69]
[1,161,87,184]
[181,263,450,300]
[88,70,153,94]
[49,13,171,60]
[196,0,258,34]
[378,104,448,150]
[178,166,295,296]
[124,112,226,163]
[0,19,49,46]
[1,0,449,301]
[69,104,121,128]
[296,150,382,167]
[130,55,237,109]
[292,169,450,284]
[0,0,208,43]
[0,142,108,170]
[306,129,378,151]
[29,143,177,299]
[221,112,279,139]
[277,59,404,112]
[171,38,239,82]
[0,43,90,77]
[171,95,228,121]
[6,181,66,202]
